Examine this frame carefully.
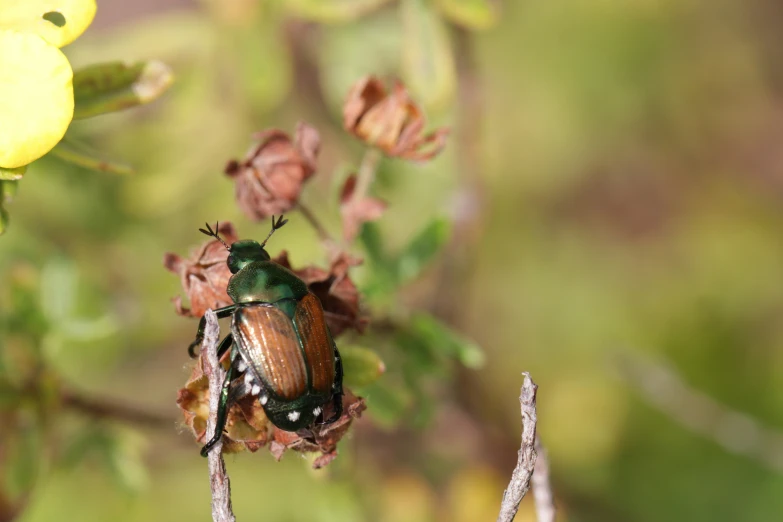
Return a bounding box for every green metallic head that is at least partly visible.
[198,215,289,274]
[227,240,269,273]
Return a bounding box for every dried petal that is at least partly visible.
[340,174,388,242]
[343,76,449,161]
[176,353,365,462]
[163,222,238,317]
[226,122,321,220]
[273,250,367,336]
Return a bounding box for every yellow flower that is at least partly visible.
[0,0,96,169]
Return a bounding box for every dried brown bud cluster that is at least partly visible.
[273,250,368,337]
[163,222,238,317]
[340,174,387,242]
[225,122,320,220]
[343,76,449,161]
[176,352,366,466]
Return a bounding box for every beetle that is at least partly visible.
[187,215,343,457]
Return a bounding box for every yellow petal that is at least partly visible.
[0,30,74,169]
[0,0,97,48]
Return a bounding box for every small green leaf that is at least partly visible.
[435,0,499,30]
[0,166,26,181]
[49,138,134,175]
[340,345,386,387]
[286,0,393,23]
[72,60,173,119]
[408,313,485,369]
[401,0,457,110]
[359,222,387,265]
[395,217,451,283]
[360,380,414,428]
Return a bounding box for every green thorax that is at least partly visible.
[227,260,308,305]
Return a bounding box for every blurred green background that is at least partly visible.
[2,0,783,521]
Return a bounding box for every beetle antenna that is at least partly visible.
[198,221,231,250]
[260,214,288,247]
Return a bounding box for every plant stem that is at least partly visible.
[201,309,236,522]
[297,202,333,243]
[497,372,538,522]
[352,148,382,206]
[61,389,172,429]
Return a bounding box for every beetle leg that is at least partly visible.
[200,348,237,457]
[216,334,233,360]
[187,305,238,358]
[320,345,344,425]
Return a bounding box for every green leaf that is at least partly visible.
[286,0,393,23]
[395,217,451,283]
[340,345,386,387]
[360,380,414,428]
[72,60,173,119]
[435,0,499,30]
[401,0,457,110]
[49,137,134,175]
[359,221,387,265]
[408,313,485,369]
[0,166,26,181]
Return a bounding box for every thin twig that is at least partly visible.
[497,372,538,522]
[201,309,236,522]
[532,437,556,522]
[297,201,334,243]
[60,389,172,429]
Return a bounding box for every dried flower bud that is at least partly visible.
[273,250,368,337]
[343,76,449,161]
[340,174,387,242]
[163,222,238,317]
[225,122,320,220]
[177,352,365,465]
[269,391,366,469]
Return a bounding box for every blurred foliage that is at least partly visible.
[2,0,783,522]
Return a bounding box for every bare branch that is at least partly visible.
[497,372,538,522]
[532,437,556,522]
[60,389,172,429]
[201,309,236,522]
[615,352,783,473]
